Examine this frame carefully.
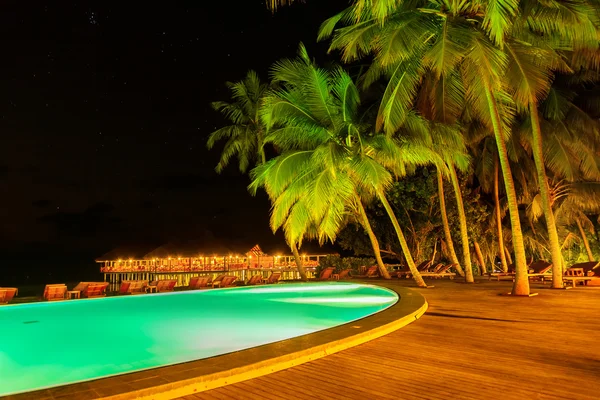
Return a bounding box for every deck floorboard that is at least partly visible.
[188,280,600,400]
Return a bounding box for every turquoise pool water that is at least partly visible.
[0,282,397,395]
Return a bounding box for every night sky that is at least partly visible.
[1,1,348,281]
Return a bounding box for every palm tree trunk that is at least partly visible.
[529,105,563,289]
[474,241,487,275]
[356,199,391,279]
[290,242,307,281]
[377,191,427,287]
[437,169,465,276]
[484,87,530,295]
[257,129,267,165]
[576,218,594,262]
[448,164,474,283]
[494,156,509,273]
[504,247,513,265]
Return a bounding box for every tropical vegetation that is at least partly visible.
[208,0,600,295]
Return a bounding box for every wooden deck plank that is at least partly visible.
[181,281,600,400]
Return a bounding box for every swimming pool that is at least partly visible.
[0,282,397,396]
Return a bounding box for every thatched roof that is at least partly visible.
[95,242,162,262]
[96,237,337,262]
[144,239,251,259]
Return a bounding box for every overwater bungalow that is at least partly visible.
[96,240,332,286]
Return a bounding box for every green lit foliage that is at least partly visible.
[208,71,270,173]
[338,168,441,263]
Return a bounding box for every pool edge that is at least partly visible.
[2,284,427,400]
[106,285,427,400]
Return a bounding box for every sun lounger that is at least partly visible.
[214,275,237,288]
[335,269,351,280]
[122,280,147,294]
[119,281,131,294]
[156,280,177,292]
[84,283,109,298]
[396,260,433,278]
[72,282,90,292]
[264,271,281,284]
[188,276,211,289]
[0,288,18,304]
[43,284,67,301]
[420,263,457,279]
[210,274,226,286]
[246,274,264,285]
[563,267,594,288]
[317,267,335,280]
[354,265,379,278]
[576,261,600,286]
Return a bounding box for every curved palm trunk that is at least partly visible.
[484,87,530,295]
[377,191,427,287]
[529,105,563,288]
[437,169,464,276]
[474,241,487,275]
[290,242,307,281]
[356,199,391,279]
[448,165,474,283]
[494,157,509,273]
[576,218,594,262]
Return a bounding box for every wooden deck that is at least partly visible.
[181,280,600,400]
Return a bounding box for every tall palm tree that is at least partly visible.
[250,45,449,286]
[208,70,309,279]
[207,70,269,173]
[502,0,599,287]
[319,0,599,295]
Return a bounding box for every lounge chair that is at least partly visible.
[214,275,237,288]
[396,260,433,278]
[210,274,226,287]
[354,265,379,278]
[420,263,457,279]
[188,276,211,290]
[119,281,131,294]
[317,267,335,280]
[526,261,553,282]
[0,288,18,304]
[246,274,264,285]
[43,284,67,301]
[563,267,594,287]
[122,280,147,294]
[336,269,351,280]
[578,261,600,286]
[156,280,177,292]
[264,271,281,284]
[72,282,90,293]
[84,283,109,298]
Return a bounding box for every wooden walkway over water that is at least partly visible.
[182,280,600,400]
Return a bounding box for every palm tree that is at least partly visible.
[208,71,310,279]
[502,3,598,287]
[319,0,599,295]
[323,4,521,288]
[250,45,450,286]
[207,70,269,173]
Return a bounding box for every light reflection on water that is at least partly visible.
[0,282,397,396]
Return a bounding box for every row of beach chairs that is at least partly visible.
[0,271,284,305]
[490,260,600,287]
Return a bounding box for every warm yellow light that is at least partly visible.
[249,255,252,258]
[178,257,181,260]
[168,257,171,260]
